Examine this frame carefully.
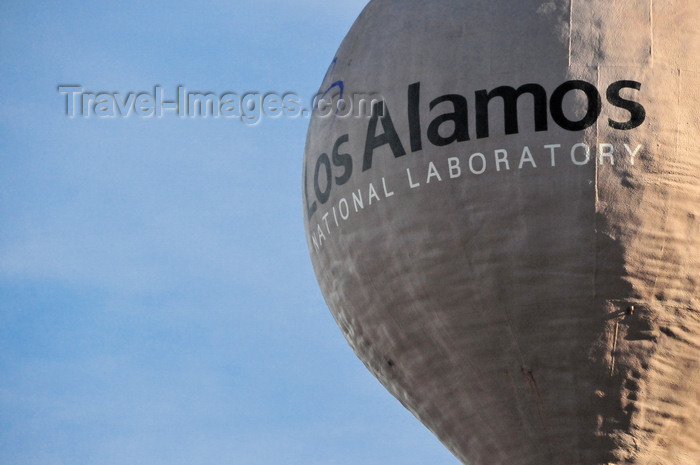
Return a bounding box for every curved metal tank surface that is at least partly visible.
[302,1,700,464]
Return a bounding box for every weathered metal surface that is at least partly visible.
[302,1,700,464]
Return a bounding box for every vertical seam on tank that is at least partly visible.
[676,68,681,178]
[595,64,600,206]
[592,63,600,464]
[649,0,654,64]
[571,4,588,463]
[594,64,601,302]
[568,0,573,66]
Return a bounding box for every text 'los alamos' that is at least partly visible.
[305,79,646,220]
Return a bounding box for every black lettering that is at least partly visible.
[427,94,469,146]
[408,82,422,152]
[606,80,646,130]
[550,80,602,131]
[363,101,406,171]
[475,84,547,138]
[332,134,353,186]
[314,153,332,204]
[304,165,317,219]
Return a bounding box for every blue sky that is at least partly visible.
[0,1,459,464]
